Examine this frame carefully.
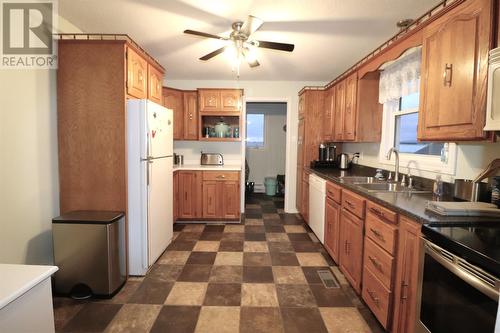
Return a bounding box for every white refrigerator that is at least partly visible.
[127,99,173,276]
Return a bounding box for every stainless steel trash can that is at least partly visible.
[52,211,126,298]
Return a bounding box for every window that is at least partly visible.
[246,113,264,148]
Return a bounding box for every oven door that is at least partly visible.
[416,239,499,333]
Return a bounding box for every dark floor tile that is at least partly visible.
[321,251,336,266]
[287,233,312,241]
[203,283,241,306]
[243,266,274,283]
[167,240,196,251]
[275,201,284,209]
[268,241,295,253]
[246,208,263,214]
[309,284,352,307]
[199,232,223,241]
[291,241,322,252]
[178,265,212,282]
[302,266,331,284]
[145,265,183,283]
[209,265,243,283]
[281,215,303,225]
[219,240,244,252]
[240,307,284,333]
[173,224,186,231]
[243,252,272,266]
[270,252,300,266]
[280,307,328,333]
[245,225,266,233]
[53,297,88,331]
[222,232,245,241]
[186,252,217,265]
[175,232,202,242]
[204,225,225,232]
[246,213,263,219]
[128,280,173,304]
[62,302,122,333]
[357,306,386,333]
[263,219,283,226]
[150,305,200,333]
[261,206,278,214]
[264,225,285,232]
[245,233,266,241]
[276,284,316,307]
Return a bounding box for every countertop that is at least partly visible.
[308,166,500,226]
[0,264,58,309]
[174,164,242,171]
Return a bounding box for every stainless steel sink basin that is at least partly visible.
[357,182,431,194]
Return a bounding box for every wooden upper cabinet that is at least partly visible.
[298,94,305,118]
[163,87,184,140]
[344,72,358,141]
[127,47,148,99]
[198,89,242,113]
[334,81,346,141]
[183,91,198,140]
[418,0,491,141]
[323,87,335,141]
[147,64,163,104]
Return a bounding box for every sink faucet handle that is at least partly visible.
[387,172,393,181]
[400,174,407,187]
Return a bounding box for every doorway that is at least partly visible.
[244,102,287,207]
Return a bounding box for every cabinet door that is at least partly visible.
[198,90,220,112]
[202,181,218,218]
[147,64,163,104]
[324,197,340,263]
[323,87,335,141]
[127,47,148,99]
[183,91,198,140]
[334,81,346,141]
[173,171,178,222]
[339,208,363,293]
[163,88,184,140]
[392,217,421,333]
[178,171,202,218]
[221,90,242,112]
[418,0,491,141]
[222,181,240,219]
[344,73,358,141]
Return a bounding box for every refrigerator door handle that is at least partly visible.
[146,159,153,186]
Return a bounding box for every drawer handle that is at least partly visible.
[216,175,226,179]
[368,255,382,271]
[401,282,409,300]
[344,240,348,254]
[443,63,453,87]
[327,190,335,197]
[367,289,380,306]
[345,200,355,208]
[370,228,385,241]
[370,207,384,218]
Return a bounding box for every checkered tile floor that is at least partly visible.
[54,194,384,333]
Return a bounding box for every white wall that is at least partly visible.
[167,80,326,212]
[174,141,241,165]
[246,103,287,191]
[0,17,80,264]
[343,141,500,182]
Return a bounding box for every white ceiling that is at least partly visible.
[59,0,440,81]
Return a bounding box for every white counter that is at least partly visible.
[174,164,242,171]
[0,264,58,333]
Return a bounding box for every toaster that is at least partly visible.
[201,153,224,165]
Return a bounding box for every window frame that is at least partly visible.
[245,113,266,149]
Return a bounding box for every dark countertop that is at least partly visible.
[308,166,500,226]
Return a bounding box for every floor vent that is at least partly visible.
[317,270,340,288]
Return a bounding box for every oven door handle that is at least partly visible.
[424,240,500,301]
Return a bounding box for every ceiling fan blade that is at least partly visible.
[184,29,226,40]
[257,40,294,52]
[199,47,226,61]
[240,15,264,37]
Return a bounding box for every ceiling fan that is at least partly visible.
[184,15,295,70]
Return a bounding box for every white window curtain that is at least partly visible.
[378,47,422,104]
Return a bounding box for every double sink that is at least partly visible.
[339,176,432,194]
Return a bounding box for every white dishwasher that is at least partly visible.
[309,174,326,244]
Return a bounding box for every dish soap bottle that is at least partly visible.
[433,175,443,200]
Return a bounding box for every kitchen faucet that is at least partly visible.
[386,147,400,183]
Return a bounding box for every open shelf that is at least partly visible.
[199,114,241,142]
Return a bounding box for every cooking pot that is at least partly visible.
[214,121,229,138]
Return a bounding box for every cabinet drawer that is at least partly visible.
[367,201,397,224]
[202,171,239,181]
[326,181,342,204]
[364,237,394,290]
[341,190,365,219]
[362,268,392,329]
[365,212,398,255]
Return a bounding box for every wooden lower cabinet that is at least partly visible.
[392,216,422,333]
[222,181,240,219]
[173,171,179,222]
[339,208,364,293]
[202,181,218,218]
[302,178,309,223]
[324,197,340,263]
[201,171,240,220]
[177,171,202,219]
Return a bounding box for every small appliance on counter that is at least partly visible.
[201,152,224,165]
[311,143,337,168]
[337,152,360,170]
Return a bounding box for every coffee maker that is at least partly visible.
[326,144,337,162]
[312,143,337,168]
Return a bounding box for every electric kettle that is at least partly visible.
[338,153,350,170]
